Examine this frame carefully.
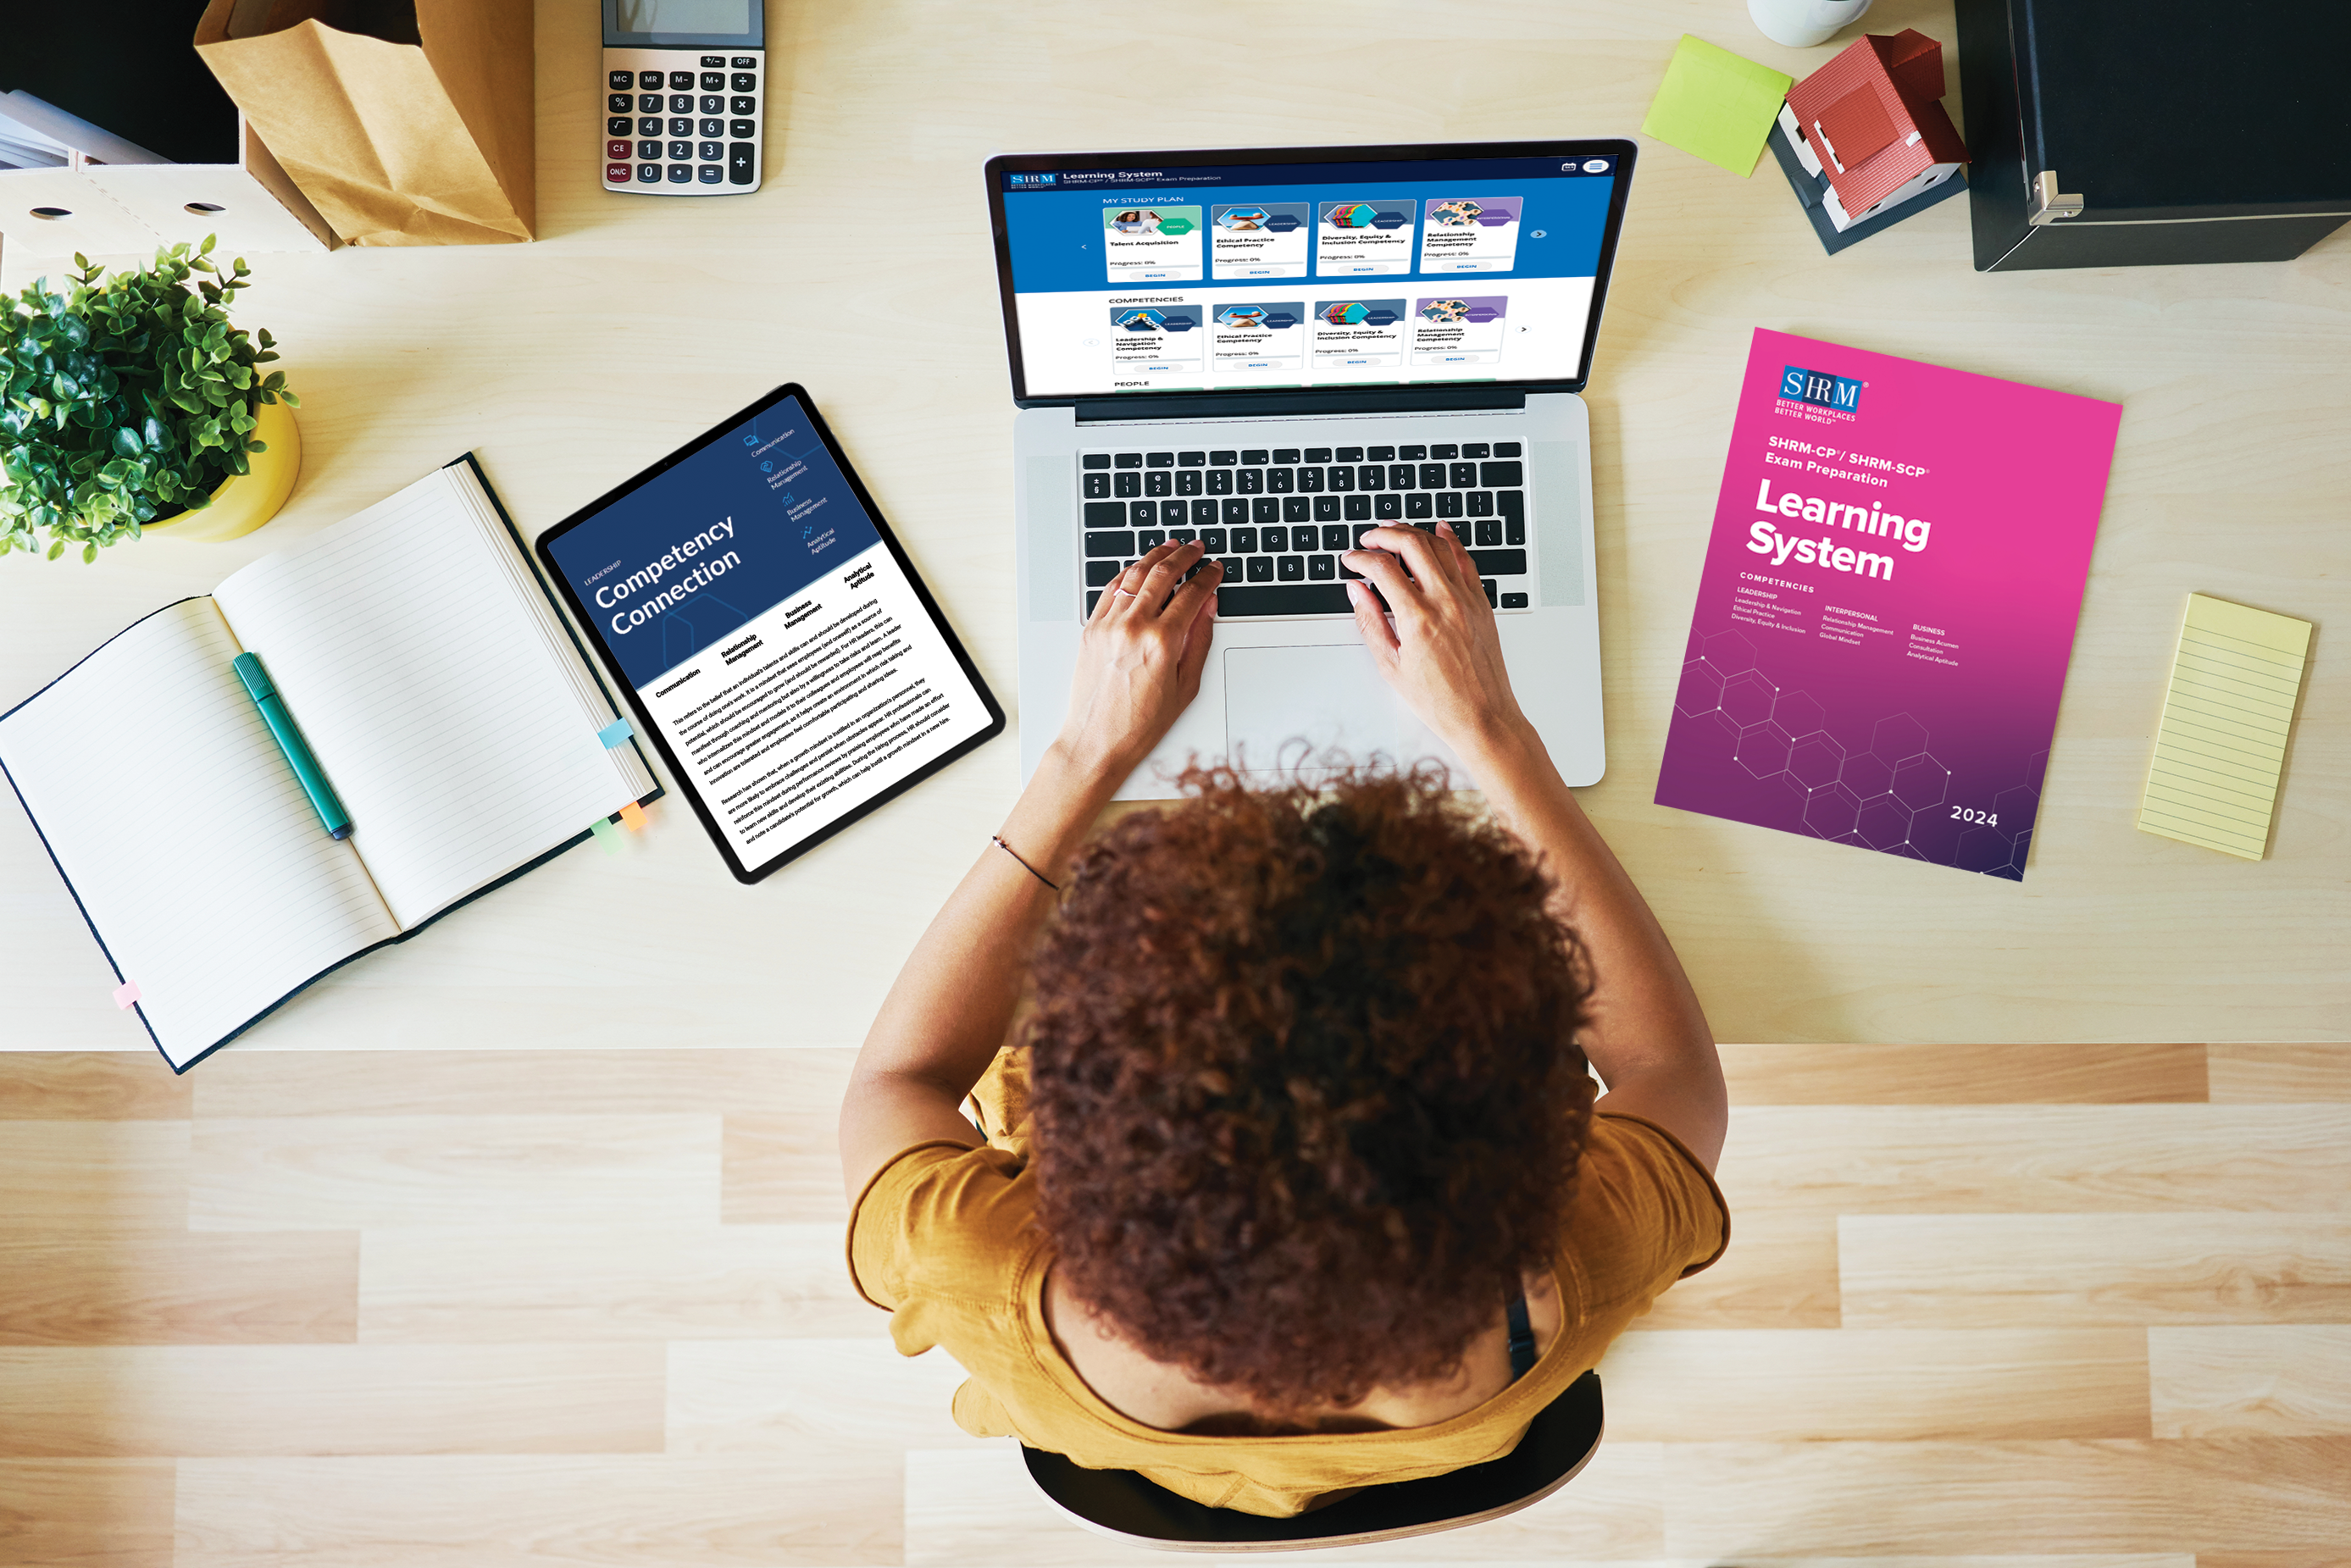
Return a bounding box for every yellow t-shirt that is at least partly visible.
[846,1094,1728,1518]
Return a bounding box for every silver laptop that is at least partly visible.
[988,141,1636,797]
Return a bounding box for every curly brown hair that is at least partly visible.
[1023,762,1596,1415]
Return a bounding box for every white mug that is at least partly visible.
[1748,0,1872,49]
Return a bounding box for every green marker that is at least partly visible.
[231,651,352,840]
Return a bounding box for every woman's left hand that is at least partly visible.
[1055,539,1222,778]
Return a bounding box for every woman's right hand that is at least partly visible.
[1341,523,1532,758]
[1054,539,1222,779]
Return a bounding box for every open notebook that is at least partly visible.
[0,457,659,1072]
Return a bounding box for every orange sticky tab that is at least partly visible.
[114,981,141,1009]
[619,801,647,830]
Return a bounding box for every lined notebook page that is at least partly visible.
[0,599,398,1067]
[2138,593,2314,861]
[214,466,649,928]
[439,463,657,784]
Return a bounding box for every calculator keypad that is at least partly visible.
[602,47,761,195]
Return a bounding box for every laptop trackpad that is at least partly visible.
[1223,644,1445,774]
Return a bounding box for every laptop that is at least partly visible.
[987,140,1636,797]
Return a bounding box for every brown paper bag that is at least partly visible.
[194,0,534,247]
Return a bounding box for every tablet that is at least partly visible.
[536,385,1003,884]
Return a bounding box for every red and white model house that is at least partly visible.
[1778,29,1969,232]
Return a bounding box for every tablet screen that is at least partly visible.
[538,386,1001,882]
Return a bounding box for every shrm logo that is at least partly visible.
[1007,172,1056,187]
[1781,364,1863,411]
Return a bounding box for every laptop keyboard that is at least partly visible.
[1077,441,1531,618]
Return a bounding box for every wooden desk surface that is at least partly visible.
[2,1,2343,1054]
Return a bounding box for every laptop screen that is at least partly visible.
[988,142,1633,404]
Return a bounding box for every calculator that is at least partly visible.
[602,0,763,196]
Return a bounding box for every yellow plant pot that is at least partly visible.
[144,399,302,543]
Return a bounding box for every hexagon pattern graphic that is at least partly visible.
[1840,751,1894,801]
[1891,756,1949,810]
[1675,660,1725,717]
[1772,690,1827,740]
[1671,629,1989,863]
[1720,672,1776,728]
[1788,734,1844,789]
[1734,724,1791,780]
[1802,785,1861,839]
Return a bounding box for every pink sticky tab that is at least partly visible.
[619,801,648,830]
[114,981,141,1009]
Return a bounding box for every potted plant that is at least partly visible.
[1,235,300,562]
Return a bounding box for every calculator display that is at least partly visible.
[605,0,761,47]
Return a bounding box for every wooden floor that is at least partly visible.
[3,1043,2346,1566]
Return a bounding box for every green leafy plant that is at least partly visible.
[1,236,298,562]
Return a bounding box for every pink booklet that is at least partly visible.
[1654,330,2121,880]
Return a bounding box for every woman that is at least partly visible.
[841,527,1728,1516]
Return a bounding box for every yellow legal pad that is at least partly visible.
[2137,593,2314,860]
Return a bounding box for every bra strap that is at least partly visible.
[1505,1292,1537,1382]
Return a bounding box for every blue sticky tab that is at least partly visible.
[589,817,622,854]
[598,718,634,747]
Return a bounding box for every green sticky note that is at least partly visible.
[590,817,621,855]
[1642,34,1794,177]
